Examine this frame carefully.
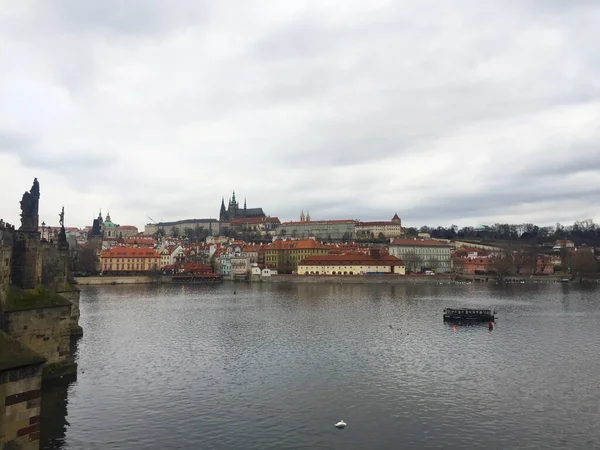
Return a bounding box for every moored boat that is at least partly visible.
[443,308,496,321]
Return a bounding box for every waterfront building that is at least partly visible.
[158,244,184,268]
[100,247,160,274]
[297,249,406,275]
[387,238,452,273]
[355,214,403,239]
[280,214,357,240]
[230,256,251,279]
[264,238,330,274]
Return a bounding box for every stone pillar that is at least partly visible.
[0,225,14,308]
[11,231,42,290]
[0,332,46,450]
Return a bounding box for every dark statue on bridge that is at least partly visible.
[58,206,69,250]
[19,178,40,231]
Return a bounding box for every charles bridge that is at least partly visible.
[1,179,82,450]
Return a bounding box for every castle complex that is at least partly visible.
[219,191,266,222]
[1,179,82,450]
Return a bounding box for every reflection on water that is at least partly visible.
[40,378,73,450]
[40,340,79,449]
[42,282,600,450]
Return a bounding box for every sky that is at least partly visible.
[1,0,599,231]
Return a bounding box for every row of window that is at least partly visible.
[104,264,152,270]
[106,258,157,263]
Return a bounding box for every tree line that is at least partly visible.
[407,219,600,246]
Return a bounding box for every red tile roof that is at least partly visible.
[118,225,138,230]
[270,239,326,250]
[300,253,404,266]
[356,221,400,226]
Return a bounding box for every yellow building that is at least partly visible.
[297,250,405,275]
[101,247,160,274]
[264,239,330,274]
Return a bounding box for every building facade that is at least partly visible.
[355,214,403,239]
[280,215,357,241]
[100,247,160,274]
[387,238,452,273]
[144,218,219,237]
[298,250,405,275]
[264,239,331,274]
[229,216,281,237]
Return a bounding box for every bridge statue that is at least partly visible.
[19,178,40,231]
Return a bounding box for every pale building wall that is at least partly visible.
[280,222,356,240]
[355,223,403,238]
[387,244,452,273]
[297,263,405,275]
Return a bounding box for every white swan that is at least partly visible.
[335,420,347,429]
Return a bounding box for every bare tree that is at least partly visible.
[404,251,423,273]
[570,250,599,281]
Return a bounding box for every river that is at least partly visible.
[40,282,600,449]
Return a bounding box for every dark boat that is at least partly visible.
[443,308,496,322]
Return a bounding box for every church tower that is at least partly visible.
[219,197,227,221]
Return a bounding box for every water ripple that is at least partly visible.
[40,282,600,450]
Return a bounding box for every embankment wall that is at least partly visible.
[0,365,43,449]
[4,305,71,365]
[74,276,154,285]
[263,275,454,284]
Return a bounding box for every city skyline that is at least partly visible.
[1,1,599,228]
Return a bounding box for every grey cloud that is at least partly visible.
[49,0,210,36]
[0,131,33,152]
[1,0,600,228]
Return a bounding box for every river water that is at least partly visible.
[40,282,600,449]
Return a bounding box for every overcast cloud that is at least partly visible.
[1,0,599,230]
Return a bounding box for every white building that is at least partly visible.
[387,238,452,273]
[355,214,403,239]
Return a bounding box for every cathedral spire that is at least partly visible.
[232,190,236,205]
[244,198,247,210]
[220,197,227,221]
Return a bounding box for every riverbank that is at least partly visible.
[264,274,454,284]
[262,274,575,284]
[74,276,154,285]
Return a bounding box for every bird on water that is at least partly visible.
[335,420,347,429]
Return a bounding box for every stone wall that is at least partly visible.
[0,365,43,450]
[11,231,42,290]
[4,305,72,365]
[74,275,154,285]
[0,225,14,307]
[56,290,82,336]
[263,274,454,284]
[40,244,68,293]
